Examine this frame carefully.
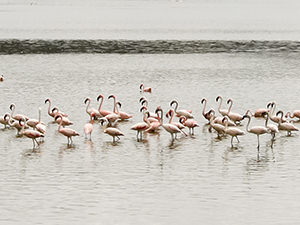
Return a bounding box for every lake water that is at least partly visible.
[1,52,300,225]
[0,0,300,40]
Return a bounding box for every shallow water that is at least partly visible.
[1,53,300,224]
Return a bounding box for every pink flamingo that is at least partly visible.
[102,102,121,126]
[84,98,101,119]
[262,112,278,141]
[179,116,199,135]
[285,110,300,121]
[226,98,243,124]
[104,127,124,143]
[140,98,158,119]
[140,83,152,93]
[19,117,44,149]
[45,98,68,118]
[9,103,29,121]
[0,113,10,128]
[27,108,45,129]
[170,100,193,118]
[276,111,299,136]
[242,114,270,148]
[109,95,132,120]
[55,115,79,145]
[201,98,212,122]
[216,96,228,116]
[166,109,187,136]
[84,112,94,140]
[253,102,271,118]
[96,94,113,117]
[140,106,159,123]
[208,110,225,138]
[145,107,163,133]
[6,114,27,136]
[222,116,245,148]
[162,120,187,141]
[131,111,151,141]
[268,102,286,123]
[52,108,73,126]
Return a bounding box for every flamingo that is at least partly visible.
[9,103,29,121]
[55,115,79,145]
[262,112,278,141]
[170,100,193,119]
[145,107,163,133]
[222,116,245,148]
[131,111,151,141]
[0,113,10,128]
[268,102,286,123]
[140,83,152,93]
[201,98,212,123]
[19,117,44,149]
[84,98,101,119]
[6,114,27,135]
[162,118,187,141]
[140,106,159,123]
[179,116,199,135]
[104,127,124,143]
[226,98,243,124]
[45,98,68,118]
[84,112,94,140]
[96,94,113,117]
[242,114,269,148]
[108,95,132,120]
[0,74,3,82]
[285,110,300,121]
[254,103,270,118]
[208,109,225,138]
[27,108,45,129]
[216,96,228,116]
[276,111,299,136]
[52,108,73,126]
[103,102,121,126]
[166,109,187,135]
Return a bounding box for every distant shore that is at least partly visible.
[0,39,300,54]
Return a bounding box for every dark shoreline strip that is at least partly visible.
[0,39,300,54]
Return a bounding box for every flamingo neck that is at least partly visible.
[86,99,91,113]
[245,116,251,132]
[47,100,51,116]
[202,100,207,116]
[227,100,233,114]
[217,98,222,114]
[10,105,15,118]
[98,97,103,112]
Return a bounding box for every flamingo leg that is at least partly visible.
[113,136,115,143]
[32,139,35,149]
[231,136,234,148]
[235,136,240,143]
[34,138,39,147]
[257,135,260,148]
[136,131,140,141]
[70,137,73,145]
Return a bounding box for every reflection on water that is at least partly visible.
[1,53,300,224]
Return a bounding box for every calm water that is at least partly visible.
[0,0,300,40]
[1,53,300,224]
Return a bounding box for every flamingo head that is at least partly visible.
[139,97,146,103]
[242,114,250,120]
[266,102,273,109]
[216,96,222,102]
[116,102,122,108]
[276,110,283,117]
[45,98,50,104]
[201,98,207,104]
[54,115,62,121]
[170,100,177,107]
[155,107,162,115]
[97,94,103,101]
[4,114,10,121]
[139,84,144,90]
[261,112,268,118]
[140,106,147,112]
[84,98,90,104]
[208,109,215,116]
[222,116,229,123]
[108,95,115,100]
[227,98,233,104]
[9,103,15,111]
[179,116,186,124]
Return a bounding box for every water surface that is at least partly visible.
[1,53,300,224]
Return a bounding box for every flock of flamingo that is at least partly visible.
[1,79,300,152]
